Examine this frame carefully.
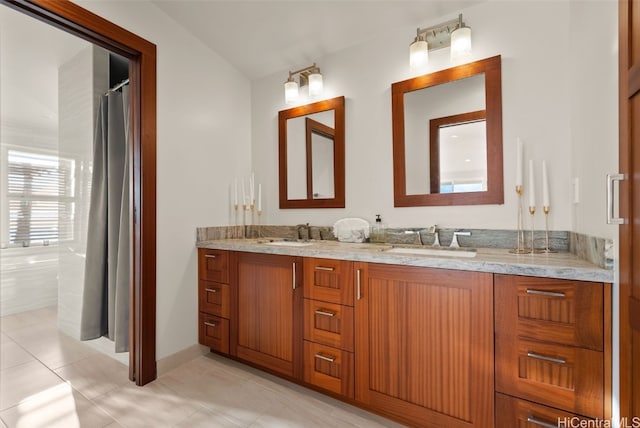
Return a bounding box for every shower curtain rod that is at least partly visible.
[108,78,129,93]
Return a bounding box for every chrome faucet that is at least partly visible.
[450,231,471,248]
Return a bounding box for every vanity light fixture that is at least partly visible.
[284,63,323,104]
[409,13,471,69]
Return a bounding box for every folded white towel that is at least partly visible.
[333,218,371,243]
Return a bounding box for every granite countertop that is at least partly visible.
[197,238,614,283]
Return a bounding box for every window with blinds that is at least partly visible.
[6,150,76,246]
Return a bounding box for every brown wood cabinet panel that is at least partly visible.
[303,258,354,305]
[355,262,494,428]
[198,281,230,318]
[198,312,229,354]
[236,252,302,378]
[303,299,354,352]
[495,393,594,428]
[198,248,229,284]
[496,336,604,419]
[303,341,354,398]
[495,275,603,351]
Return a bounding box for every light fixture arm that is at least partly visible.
[414,14,466,51]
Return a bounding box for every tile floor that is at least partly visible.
[0,307,403,427]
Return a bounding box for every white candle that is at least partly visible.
[542,160,550,207]
[258,183,262,211]
[516,138,524,188]
[528,159,535,207]
[250,172,255,203]
[241,179,246,206]
[234,179,238,206]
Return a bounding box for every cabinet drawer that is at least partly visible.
[198,249,229,284]
[496,337,604,418]
[496,393,594,427]
[303,341,354,398]
[495,274,603,350]
[304,299,353,352]
[303,258,353,305]
[198,313,229,354]
[198,281,230,318]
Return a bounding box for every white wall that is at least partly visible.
[77,0,252,360]
[569,1,618,240]
[251,1,618,239]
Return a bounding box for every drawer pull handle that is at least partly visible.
[526,289,565,298]
[205,288,218,293]
[314,353,336,363]
[292,262,297,290]
[356,269,362,300]
[527,352,566,365]
[315,266,335,271]
[527,415,559,428]
[314,309,336,317]
[204,321,217,328]
[204,254,217,259]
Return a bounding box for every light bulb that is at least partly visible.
[450,25,471,62]
[284,79,299,104]
[308,72,323,97]
[409,38,428,70]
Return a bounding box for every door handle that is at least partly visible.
[607,173,625,224]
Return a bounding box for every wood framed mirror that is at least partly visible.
[392,55,503,207]
[279,96,345,208]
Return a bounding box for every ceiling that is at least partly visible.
[151,0,484,80]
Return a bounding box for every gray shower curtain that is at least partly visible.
[80,85,130,353]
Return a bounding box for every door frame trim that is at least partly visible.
[1,0,157,385]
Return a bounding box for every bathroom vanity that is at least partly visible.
[196,239,612,427]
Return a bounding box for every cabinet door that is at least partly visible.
[236,252,303,379]
[355,263,494,428]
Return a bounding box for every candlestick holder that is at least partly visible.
[541,206,556,253]
[250,201,255,227]
[234,204,238,226]
[242,204,247,238]
[257,210,262,238]
[510,185,531,254]
[529,206,540,253]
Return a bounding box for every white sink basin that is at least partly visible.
[264,241,313,247]
[385,247,477,258]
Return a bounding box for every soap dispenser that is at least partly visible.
[370,214,386,244]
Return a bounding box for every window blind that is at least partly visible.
[7,150,76,246]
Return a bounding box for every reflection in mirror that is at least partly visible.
[307,118,335,199]
[404,74,485,195]
[392,55,503,207]
[279,96,345,208]
[430,110,487,194]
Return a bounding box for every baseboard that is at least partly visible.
[156,344,209,376]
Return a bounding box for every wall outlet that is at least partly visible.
[572,178,580,204]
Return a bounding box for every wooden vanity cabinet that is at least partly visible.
[197,248,231,354]
[235,252,303,379]
[354,262,495,428]
[495,274,611,423]
[303,258,355,398]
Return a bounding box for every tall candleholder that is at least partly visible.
[510,185,531,254]
[250,201,255,226]
[234,204,238,227]
[528,206,538,253]
[541,206,556,253]
[257,210,262,238]
[242,204,247,238]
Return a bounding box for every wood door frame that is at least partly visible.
[1,0,157,386]
[619,0,639,417]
